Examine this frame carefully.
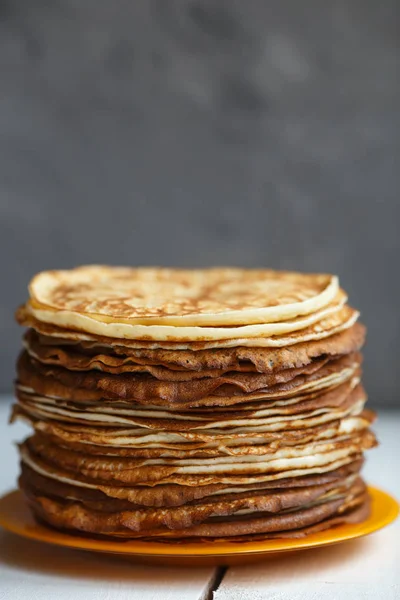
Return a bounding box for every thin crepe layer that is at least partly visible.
[16,303,359,349]
[135,497,371,542]
[24,322,366,376]
[19,460,363,508]
[20,470,361,530]
[28,267,339,326]
[19,456,365,507]
[13,409,375,459]
[23,479,366,538]
[16,350,361,407]
[26,289,347,342]
[21,428,376,486]
[13,379,366,431]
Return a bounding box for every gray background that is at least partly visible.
[0,1,399,404]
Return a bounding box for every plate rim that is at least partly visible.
[0,486,398,557]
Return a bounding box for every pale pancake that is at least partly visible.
[21,440,365,490]
[22,429,375,486]
[29,267,338,326]
[13,410,375,459]
[16,303,359,349]
[13,404,371,459]
[18,398,368,448]
[26,432,374,475]
[26,289,347,342]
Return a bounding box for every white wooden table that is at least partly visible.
[0,395,398,600]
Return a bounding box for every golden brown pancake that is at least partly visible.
[20,468,362,528]
[19,460,364,507]
[28,267,339,326]
[11,267,377,541]
[23,478,366,538]
[16,350,361,407]
[20,458,365,507]
[23,322,366,375]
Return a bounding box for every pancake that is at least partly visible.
[14,374,363,421]
[29,267,339,327]
[16,303,359,349]
[19,457,365,507]
[14,380,366,434]
[24,322,366,376]
[208,498,371,543]
[23,477,366,538]
[16,350,361,407]
[133,500,371,542]
[19,460,364,507]
[13,409,375,460]
[11,266,377,541]
[21,428,376,487]
[26,290,348,342]
[132,492,370,541]
[20,469,361,529]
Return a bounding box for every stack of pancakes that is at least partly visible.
[12,266,377,542]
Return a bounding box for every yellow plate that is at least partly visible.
[0,487,398,566]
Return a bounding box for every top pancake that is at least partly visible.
[26,267,340,340]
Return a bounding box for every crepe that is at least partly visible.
[14,379,366,441]
[13,409,375,459]
[29,267,339,326]
[16,303,359,349]
[10,266,377,541]
[21,465,363,525]
[26,292,347,343]
[21,466,367,538]
[18,459,365,506]
[22,432,375,486]
[24,322,366,376]
[16,349,361,407]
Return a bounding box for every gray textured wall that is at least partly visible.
[0,1,399,405]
